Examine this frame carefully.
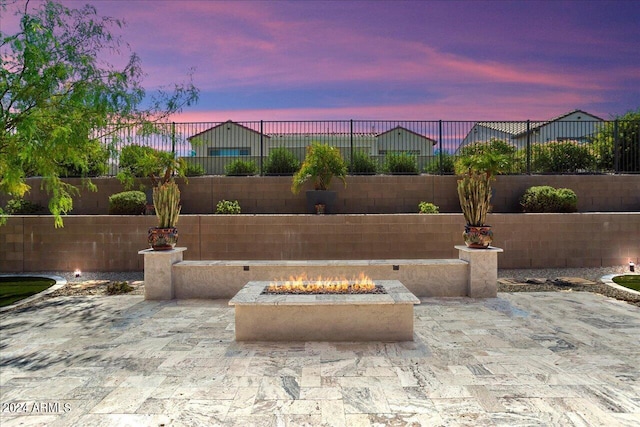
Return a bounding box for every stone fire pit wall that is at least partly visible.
[228,280,420,342]
[139,246,503,299]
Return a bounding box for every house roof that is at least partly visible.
[474,109,604,137]
[187,122,435,144]
[266,132,377,138]
[187,120,270,141]
[376,126,437,145]
[473,121,544,136]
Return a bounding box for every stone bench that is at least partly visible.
[139,246,503,300]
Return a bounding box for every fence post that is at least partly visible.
[260,120,264,176]
[526,120,531,174]
[438,120,443,175]
[613,119,620,173]
[171,122,176,155]
[350,119,354,172]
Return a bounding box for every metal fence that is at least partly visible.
[99,119,640,176]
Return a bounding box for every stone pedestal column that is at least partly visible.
[138,247,187,300]
[455,245,503,298]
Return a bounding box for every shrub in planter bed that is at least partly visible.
[216,200,241,214]
[225,159,258,176]
[384,152,418,174]
[264,147,300,175]
[418,202,440,214]
[108,191,146,215]
[348,150,378,174]
[520,186,577,213]
[424,152,455,174]
[4,198,46,215]
[528,141,595,173]
[184,163,205,177]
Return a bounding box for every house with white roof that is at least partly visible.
[458,110,604,151]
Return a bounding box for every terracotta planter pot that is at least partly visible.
[148,227,178,251]
[463,225,493,249]
[305,190,337,214]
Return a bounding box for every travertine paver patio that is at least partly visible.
[1,292,639,426]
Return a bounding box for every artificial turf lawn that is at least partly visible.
[0,277,56,307]
[612,275,640,292]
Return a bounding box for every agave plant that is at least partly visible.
[153,180,181,228]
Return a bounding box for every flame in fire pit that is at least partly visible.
[267,272,376,293]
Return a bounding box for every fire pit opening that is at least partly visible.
[261,273,387,295]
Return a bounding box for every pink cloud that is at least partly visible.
[72,0,635,106]
[3,0,635,122]
[172,87,604,123]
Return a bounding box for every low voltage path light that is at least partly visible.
[74,269,82,278]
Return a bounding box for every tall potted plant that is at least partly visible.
[455,151,509,248]
[292,142,347,214]
[148,180,181,250]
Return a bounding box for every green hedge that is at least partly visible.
[348,150,378,174]
[263,147,300,175]
[520,186,578,213]
[216,200,241,214]
[384,153,418,174]
[225,159,258,176]
[108,191,146,215]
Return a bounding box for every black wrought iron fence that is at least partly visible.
[98,119,640,176]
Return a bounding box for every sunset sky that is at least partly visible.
[5,0,640,122]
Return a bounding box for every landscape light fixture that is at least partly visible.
[74,269,82,277]
[630,261,635,273]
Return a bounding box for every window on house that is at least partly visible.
[557,137,588,143]
[378,150,420,155]
[208,147,251,156]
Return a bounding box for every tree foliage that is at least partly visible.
[291,142,347,193]
[116,144,186,190]
[1,0,198,226]
[590,109,640,172]
[456,139,516,175]
[528,141,595,173]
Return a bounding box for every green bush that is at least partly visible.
[459,138,516,157]
[108,191,146,215]
[418,202,440,213]
[184,162,205,177]
[348,150,377,174]
[458,139,517,173]
[292,143,348,193]
[216,199,241,214]
[118,145,160,178]
[590,109,640,172]
[59,140,110,177]
[529,142,595,173]
[424,152,455,174]
[384,152,418,174]
[4,198,46,214]
[520,186,578,213]
[225,159,258,176]
[263,147,300,175]
[117,145,184,189]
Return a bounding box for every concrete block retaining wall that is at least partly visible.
[1,213,638,272]
[3,175,639,215]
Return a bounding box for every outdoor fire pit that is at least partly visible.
[229,278,420,342]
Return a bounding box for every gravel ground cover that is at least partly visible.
[498,266,640,308]
[3,266,639,309]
